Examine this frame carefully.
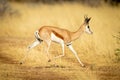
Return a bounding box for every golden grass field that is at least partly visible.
[0,2,120,80]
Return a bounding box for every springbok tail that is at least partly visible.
[34,30,43,42]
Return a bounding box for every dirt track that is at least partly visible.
[0,37,120,80]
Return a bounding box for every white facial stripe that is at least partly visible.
[51,33,64,44]
[85,25,92,34]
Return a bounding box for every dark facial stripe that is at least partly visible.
[88,26,90,28]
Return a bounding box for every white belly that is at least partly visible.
[51,33,64,44]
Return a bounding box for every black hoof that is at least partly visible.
[48,59,51,62]
[20,62,23,65]
[81,65,85,68]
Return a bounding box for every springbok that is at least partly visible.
[20,16,93,67]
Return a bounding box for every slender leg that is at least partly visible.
[44,40,51,62]
[20,40,41,64]
[68,45,85,67]
[27,39,40,51]
[54,43,65,59]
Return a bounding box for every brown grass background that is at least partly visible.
[0,1,120,80]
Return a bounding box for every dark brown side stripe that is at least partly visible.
[52,30,64,40]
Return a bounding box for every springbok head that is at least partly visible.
[84,15,93,34]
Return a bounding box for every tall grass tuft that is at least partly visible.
[113,32,120,62]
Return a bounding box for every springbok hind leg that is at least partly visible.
[20,40,40,64]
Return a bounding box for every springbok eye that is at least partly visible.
[88,26,90,28]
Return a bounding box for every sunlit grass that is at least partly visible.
[0,2,120,80]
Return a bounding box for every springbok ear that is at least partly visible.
[88,17,91,22]
[85,17,91,23]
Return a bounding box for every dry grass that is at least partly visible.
[0,2,120,80]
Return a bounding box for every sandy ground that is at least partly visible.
[0,2,120,80]
[0,37,120,80]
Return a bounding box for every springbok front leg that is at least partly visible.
[20,40,41,64]
[68,44,85,67]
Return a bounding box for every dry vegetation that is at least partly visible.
[0,1,120,80]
